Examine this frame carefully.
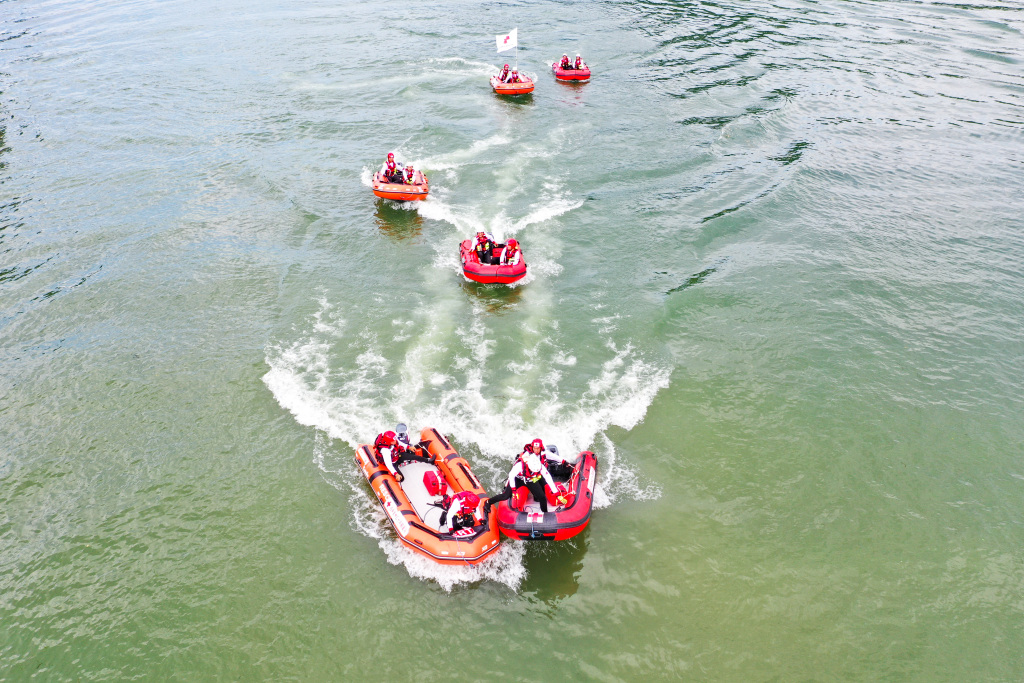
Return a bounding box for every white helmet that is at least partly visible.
[524,453,542,472]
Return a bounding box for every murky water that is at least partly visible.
[2,0,1023,679]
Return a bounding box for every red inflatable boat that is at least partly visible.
[495,448,598,541]
[490,74,535,95]
[460,239,527,284]
[552,62,590,81]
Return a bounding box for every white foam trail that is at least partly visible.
[360,167,374,187]
[417,196,488,235]
[423,56,499,78]
[265,296,669,588]
[409,133,512,173]
[511,193,584,233]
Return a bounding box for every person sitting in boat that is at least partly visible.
[439,491,482,533]
[373,430,431,483]
[510,70,522,83]
[575,54,584,69]
[475,231,497,265]
[483,440,562,514]
[560,54,571,69]
[499,64,512,83]
[403,164,417,185]
[498,238,521,266]
[381,152,402,183]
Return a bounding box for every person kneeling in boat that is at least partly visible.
[484,441,562,514]
[381,152,403,183]
[498,238,521,266]
[499,64,512,83]
[574,54,584,70]
[439,491,482,533]
[475,231,497,265]
[560,54,571,69]
[374,430,431,483]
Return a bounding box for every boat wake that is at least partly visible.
[263,295,669,590]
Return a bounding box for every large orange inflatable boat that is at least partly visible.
[495,447,597,541]
[372,170,429,201]
[460,239,527,284]
[355,427,500,565]
[490,74,534,96]
[552,61,591,82]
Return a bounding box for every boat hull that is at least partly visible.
[490,75,535,95]
[552,63,591,81]
[496,451,598,541]
[372,172,428,201]
[355,427,500,564]
[460,239,527,284]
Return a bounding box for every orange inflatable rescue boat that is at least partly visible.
[355,426,500,565]
[372,170,429,201]
[490,74,534,96]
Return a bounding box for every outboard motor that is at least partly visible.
[395,422,411,449]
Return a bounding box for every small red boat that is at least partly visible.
[552,62,590,81]
[495,448,598,541]
[490,74,534,96]
[372,171,429,201]
[460,239,527,284]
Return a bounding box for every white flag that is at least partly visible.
[496,28,517,53]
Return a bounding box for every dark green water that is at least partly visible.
[2,0,1023,679]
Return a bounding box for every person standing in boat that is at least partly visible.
[498,238,521,266]
[373,430,431,483]
[483,440,561,514]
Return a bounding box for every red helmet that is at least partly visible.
[380,430,396,446]
[459,492,480,510]
[531,438,544,452]
[507,238,518,248]
[503,64,509,69]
